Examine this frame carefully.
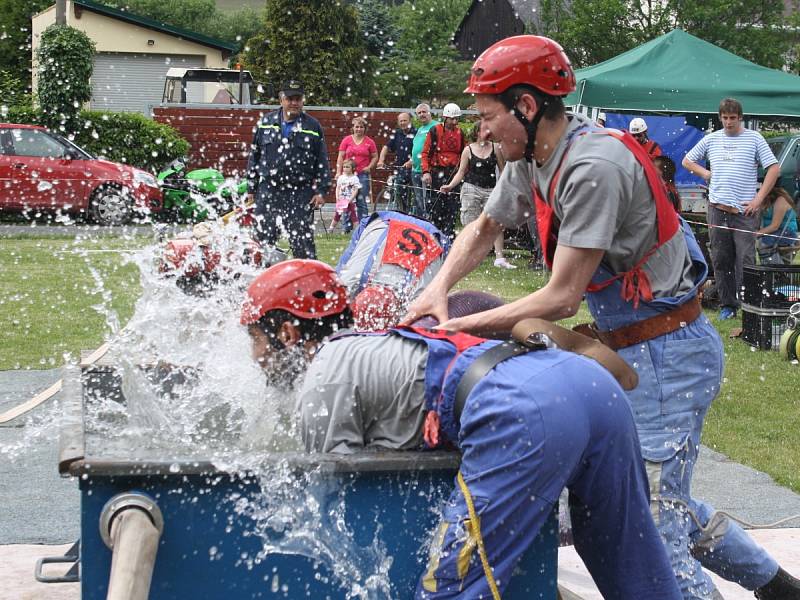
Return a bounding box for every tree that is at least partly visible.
[365,0,473,107]
[536,0,793,71]
[36,25,96,135]
[240,0,368,104]
[0,0,51,90]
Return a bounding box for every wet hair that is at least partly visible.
[498,84,565,122]
[765,186,796,209]
[653,156,676,184]
[719,98,743,118]
[252,308,354,350]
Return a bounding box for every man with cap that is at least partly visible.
[246,80,331,259]
[241,259,682,600]
[405,34,800,600]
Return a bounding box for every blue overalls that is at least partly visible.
[388,328,681,600]
[586,221,778,598]
[533,125,779,599]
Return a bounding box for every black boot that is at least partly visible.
[755,568,800,600]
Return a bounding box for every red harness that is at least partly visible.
[533,127,679,308]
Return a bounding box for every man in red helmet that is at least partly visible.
[242,259,681,599]
[405,35,798,600]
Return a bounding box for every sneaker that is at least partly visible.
[719,306,737,320]
[494,257,517,270]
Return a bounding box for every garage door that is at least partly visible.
[91,53,204,114]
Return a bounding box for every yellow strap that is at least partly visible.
[457,471,501,600]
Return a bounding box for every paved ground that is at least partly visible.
[1,366,799,598]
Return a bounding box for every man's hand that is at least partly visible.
[402,160,412,169]
[422,173,432,186]
[310,194,326,208]
[377,161,386,170]
[401,284,449,326]
[440,184,452,194]
[743,196,765,216]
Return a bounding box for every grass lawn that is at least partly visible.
[0,231,797,492]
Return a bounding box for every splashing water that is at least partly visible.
[72,218,404,598]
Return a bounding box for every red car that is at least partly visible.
[0,124,162,225]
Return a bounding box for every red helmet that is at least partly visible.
[241,259,348,325]
[352,285,402,331]
[160,238,220,278]
[464,35,576,97]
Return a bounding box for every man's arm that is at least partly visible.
[312,125,331,205]
[377,145,390,169]
[436,245,604,335]
[441,146,471,193]
[744,163,780,215]
[682,138,711,182]
[402,213,503,324]
[682,156,711,182]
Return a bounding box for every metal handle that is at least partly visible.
[34,540,80,583]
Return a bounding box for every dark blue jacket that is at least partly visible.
[246,108,331,194]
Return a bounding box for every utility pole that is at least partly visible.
[56,0,66,25]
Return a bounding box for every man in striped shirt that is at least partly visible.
[683,98,779,320]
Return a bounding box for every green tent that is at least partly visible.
[565,29,800,118]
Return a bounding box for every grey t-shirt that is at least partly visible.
[298,334,428,453]
[485,113,695,298]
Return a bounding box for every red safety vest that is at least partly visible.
[533,127,679,308]
[642,138,662,159]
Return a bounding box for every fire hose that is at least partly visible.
[99,492,164,600]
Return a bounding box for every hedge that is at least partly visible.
[4,106,190,173]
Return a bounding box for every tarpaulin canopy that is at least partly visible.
[565,29,800,118]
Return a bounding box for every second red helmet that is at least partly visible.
[241,259,348,325]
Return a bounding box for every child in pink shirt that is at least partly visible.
[332,159,361,231]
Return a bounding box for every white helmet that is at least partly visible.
[629,118,648,135]
[442,103,462,118]
[597,112,607,123]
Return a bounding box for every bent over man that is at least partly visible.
[405,35,799,600]
[242,259,682,600]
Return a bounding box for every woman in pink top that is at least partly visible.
[336,116,378,231]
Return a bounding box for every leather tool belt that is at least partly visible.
[453,318,638,421]
[573,296,702,351]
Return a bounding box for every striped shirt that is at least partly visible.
[685,128,777,210]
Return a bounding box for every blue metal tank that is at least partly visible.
[59,366,558,599]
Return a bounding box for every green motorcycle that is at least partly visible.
[157,159,248,222]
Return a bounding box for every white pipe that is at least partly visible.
[106,509,160,600]
[100,492,164,600]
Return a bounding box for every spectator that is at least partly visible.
[629,117,662,159]
[756,186,798,264]
[596,112,607,127]
[421,103,466,240]
[336,116,378,231]
[331,159,360,232]
[683,98,780,320]
[441,119,515,269]
[377,112,416,213]
[246,80,330,259]
[410,103,439,218]
[653,155,681,212]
